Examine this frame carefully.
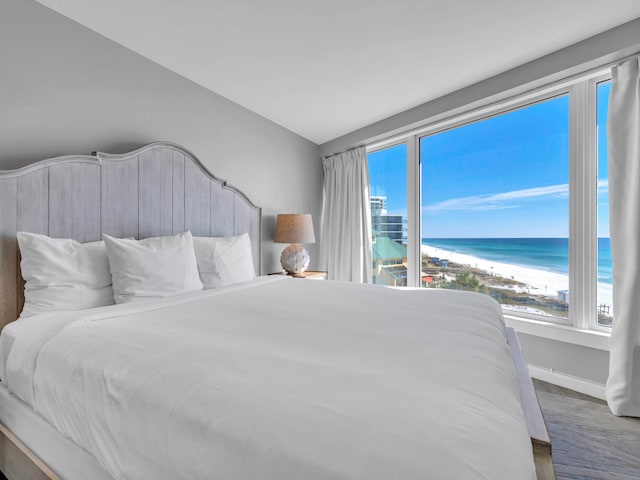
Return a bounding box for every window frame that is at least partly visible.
[592,74,614,331]
[366,69,612,346]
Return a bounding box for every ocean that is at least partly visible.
[421,238,612,285]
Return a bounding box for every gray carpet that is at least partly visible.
[534,379,640,480]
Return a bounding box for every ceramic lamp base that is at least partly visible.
[280,243,310,275]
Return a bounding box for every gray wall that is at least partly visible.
[0,0,322,274]
[319,17,640,390]
[518,334,610,385]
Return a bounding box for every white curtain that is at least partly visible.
[607,56,640,417]
[320,147,372,282]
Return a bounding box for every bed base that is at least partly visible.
[506,327,556,480]
[0,422,59,480]
[0,328,555,480]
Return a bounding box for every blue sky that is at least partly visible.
[368,83,611,238]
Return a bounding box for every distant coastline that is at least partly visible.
[420,239,613,321]
[422,237,612,285]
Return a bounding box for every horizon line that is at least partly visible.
[420,236,611,239]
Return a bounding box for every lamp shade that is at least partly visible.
[274,214,315,244]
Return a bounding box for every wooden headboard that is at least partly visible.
[0,142,262,329]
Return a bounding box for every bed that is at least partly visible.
[0,142,554,480]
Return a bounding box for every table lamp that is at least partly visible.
[273,213,315,276]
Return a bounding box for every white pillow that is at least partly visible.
[103,231,203,303]
[17,232,115,318]
[193,234,256,288]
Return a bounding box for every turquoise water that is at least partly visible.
[422,238,612,285]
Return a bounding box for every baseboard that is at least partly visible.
[528,365,607,401]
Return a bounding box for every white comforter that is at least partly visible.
[0,277,536,480]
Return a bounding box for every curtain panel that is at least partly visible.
[607,56,640,417]
[320,148,372,283]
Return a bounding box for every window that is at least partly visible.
[367,71,612,331]
[368,144,408,286]
[421,96,570,321]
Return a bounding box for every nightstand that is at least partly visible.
[269,270,327,280]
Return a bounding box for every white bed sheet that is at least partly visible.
[0,382,113,480]
[0,276,536,480]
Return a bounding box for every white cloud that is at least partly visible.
[597,179,608,194]
[423,183,569,213]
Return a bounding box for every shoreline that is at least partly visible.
[421,244,613,311]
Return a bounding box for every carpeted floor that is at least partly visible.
[534,379,640,480]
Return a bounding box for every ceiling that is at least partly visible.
[34,1,640,145]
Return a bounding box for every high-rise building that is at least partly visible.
[370,195,406,244]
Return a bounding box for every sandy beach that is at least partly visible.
[421,244,613,312]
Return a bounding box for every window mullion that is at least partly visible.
[407,135,421,287]
[569,82,598,329]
